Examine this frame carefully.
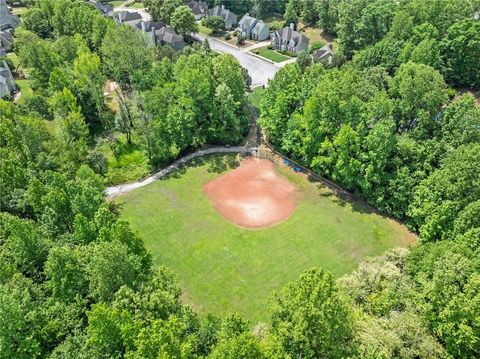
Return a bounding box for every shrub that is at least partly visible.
[233,31,238,37]
[267,45,273,50]
[224,32,231,40]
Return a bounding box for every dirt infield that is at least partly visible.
[203,158,302,228]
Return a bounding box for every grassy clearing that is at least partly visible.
[263,13,284,31]
[101,134,150,185]
[115,154,416,322]
[252,46,291,63]
[12,7,27,16]
[248,87,266,110]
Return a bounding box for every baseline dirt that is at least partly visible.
[203,158,303,228]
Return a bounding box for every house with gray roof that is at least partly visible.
[271,25,309,54]
[187,1,208,20]
[89,0,113,16]
[0,60,15,98]
[0,0,19,31]
[0,29,14,56]
[312,43,334,65]
[113,11,143,27]
[251,20,269,41]
[153,27,185,51]
[237,14,256,38]
[208,5,237,30]
[237,14,269,41]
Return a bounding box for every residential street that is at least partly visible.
[194,34,279,88]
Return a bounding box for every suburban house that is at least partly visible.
[237,14,269,41]
[0,29,13,56]
[153,27,185,51]
[113,11,143,27]
[312,43,334,64]
[0,0,19,55]
[89,0,113,16]
[208,5,237,30]
[251,20,269,41]
[237,14,256,38]
[271,25,309,54]
[112,11,185,51]
[187,1,208,20]
[0,60,15,98]
[0,0,19,31]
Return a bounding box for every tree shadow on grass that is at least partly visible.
[162,153,243,180]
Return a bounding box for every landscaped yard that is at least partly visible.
[297,22,336,49]
[252,46,291,63]
[114,154,416,322]
[198,23,213,36]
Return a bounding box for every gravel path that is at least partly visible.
[106,146,256,199]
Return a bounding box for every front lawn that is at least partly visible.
[114,154,416,322]
[198,23,213,36]
[252,46,291,63]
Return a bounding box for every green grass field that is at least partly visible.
[115,155,416,322]
[248,87,266,110]
[252,46,291,63]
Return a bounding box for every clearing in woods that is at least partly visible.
[114,154,416,322]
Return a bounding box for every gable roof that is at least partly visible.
[0,0,19,30]
[313,43,334,61]
[0,60,15,98]
[252,20,268,34]
[209,5,236,23]
[187,1,208,16]
[135,20,165,32]
[113,11,143,26]
[155,27,184,44]
[272,27,308,47]
[238,14,256,28]
[89,0,113,15]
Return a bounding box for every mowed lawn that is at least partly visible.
[115,155,416,322]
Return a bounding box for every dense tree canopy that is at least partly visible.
[2,0,480,358]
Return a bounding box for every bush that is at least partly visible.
[233,31,238,37]
[267,45,273,50]
[224,32,231,40]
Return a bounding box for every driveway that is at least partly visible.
[194,34,279,88]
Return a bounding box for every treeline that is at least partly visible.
[284,0,480,89]
[12,0,249,184]
[257,0,480,357]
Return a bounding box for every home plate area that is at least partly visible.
[203,157,303,228]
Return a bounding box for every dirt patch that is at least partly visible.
[203,158,303,228]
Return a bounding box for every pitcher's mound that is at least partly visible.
[203,158,302,228]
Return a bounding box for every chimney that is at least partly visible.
[141,21,146,31]
[289,22,295,30]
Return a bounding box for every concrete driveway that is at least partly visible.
[194,34,279,88]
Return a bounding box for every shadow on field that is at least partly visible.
[164,153,242,180]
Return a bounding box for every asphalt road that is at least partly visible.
[194,34,279,88]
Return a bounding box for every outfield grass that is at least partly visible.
[252,46,291,63]
[115,154,416,322]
